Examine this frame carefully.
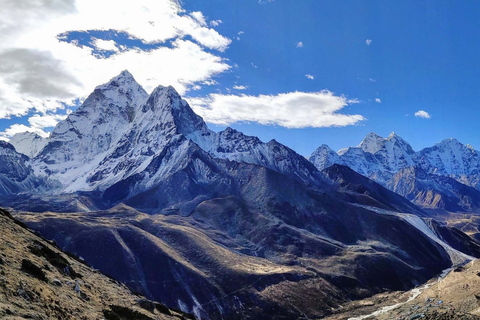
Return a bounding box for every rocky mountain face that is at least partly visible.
[322,164,427,216]
[1,71,480,319]
[9,131,47,158]
[311,132,480,212]
[0,207,191,320]
[0,141,46,195]
[386,166,480,212]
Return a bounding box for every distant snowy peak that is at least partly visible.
[358,132,385,154]
[0,141,30,182]
[0,141,42,195]
[9,132,47,158]
[418,138,480,177]
[358,131,415,156]
[309,144,343,170]
[325,132,417,183]
[310,132,480,192]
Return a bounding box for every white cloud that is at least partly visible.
[296,41,304,48]
[369,78,376,82]
[0,113,68,139]
[0,0,231,121]
[203,79,218,86]
[305,74,315,80]
[365,39,372,45]
[188,90,364,128]
[1,124,49,139]
[238,31,244,35]
[375,98,381,103]
[92,38,119,52]
[415,110,431,119]
[251,62,258,68]
[233,85,247,90]
[190,11,207,27]
[28,113,67,129]
[210,20,222,27]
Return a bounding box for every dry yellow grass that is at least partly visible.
[0,209,191,319]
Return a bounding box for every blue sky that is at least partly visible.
[1,0,479,156]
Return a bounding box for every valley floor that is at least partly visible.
[326,259,480,320]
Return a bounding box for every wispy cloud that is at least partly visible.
[190,11,207,26]
[188,90,364,128]
[375,98,381,103]
[210,20,222,27]
[296,41,304,48]
[203,79,218,86]
[415,110,431,119]
[365,39,372,45]
[92,38,119,52]
[305,74,315,80]
[233,85,247,90]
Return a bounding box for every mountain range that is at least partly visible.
[310,132,480,212]
[1,71,480,319]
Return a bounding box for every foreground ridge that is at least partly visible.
[0,207,192,319]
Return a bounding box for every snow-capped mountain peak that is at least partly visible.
[0,141,44,195]
[309,144,343,170]
[311,132,480,194]
[387,131,397,139]
[33,71,150,188]
[312,132,418,185]
[357,131,414,156]
[358,132,385,153]
[95,69,137,90]
[143,85,179,111]
[7,71,325,194]
[418,137,480,178]
[9,132,47,158]
[141,84,209,138]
